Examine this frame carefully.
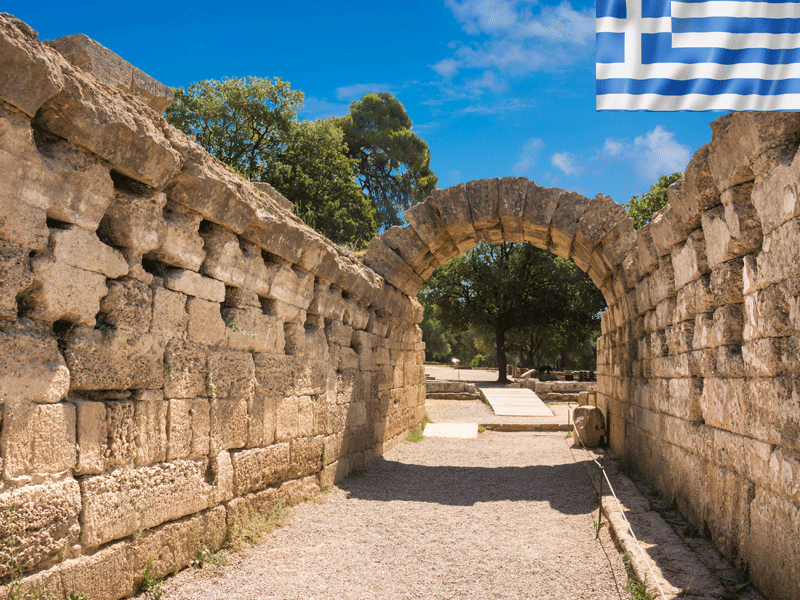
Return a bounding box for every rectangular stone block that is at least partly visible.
[253,353,293,396]
[150,286,188,340]
[165,269,225,303]
[79,459,215,548]
[230,443,290,495]
[166,398,210,460]
[0,327,69,404]
[186,297,226,346]
[99,189,167,254]
[60,541,136,600]
[207,349,255,399]
[99,278,153,333]
[63,327,164,391]
[210,397,248,452]
[246,394,276,448]
[0,401,76,478]
[148,202,205,271]
[671,230,709,289]
[0,478,81,578]
[288,436,325,479]
[133,390,167,466]
[275,395,299,441]
[28,258,107,326]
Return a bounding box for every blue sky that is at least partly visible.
[8,0,723,206]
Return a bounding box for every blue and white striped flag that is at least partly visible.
[597,0,800,110]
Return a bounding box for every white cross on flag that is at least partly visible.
[596,0,800,111]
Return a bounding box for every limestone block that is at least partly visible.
[148,202,205,270]
[746,487,800,600]
[635,276,652,314]
[756,219,800,287]
[99,278,152,333]
[275,395,299,441]
[0,240,31,321]
[572,405,606,447]
[649,204,678,256]
[27,258,107,326]
[665,321,695,354]
[715,344,745,377]
[288,436,325,479]
[496,176,528,243]
[279,475,320,507]
[207,350,255,400]
[572,193,627,265]
[720,182,763,254]
[380,226,437,281]
[186,297,226,346]
[404,198,459,257]
[709,305,744,347]
[363,237,424,298]
[163,339,207,398]
[307,281,345,321]
[0,479,81,578]
[96,188,167,254]
[741,337,783,377]
[752,153,800,236]
[784,335,800,375]
[128,507,226,588]
[466,178,503,244]
[770,447,800,503]
[59,540,135,600]
[99,399,135,470]
[63,327,164,390]
[133,390,167,467]
[298,395,316,437]
[73,398,106,475]
[667,377,704,421]
[325,320,354,347]
[221,306,283,354]
[743,285,792,341]
[676,146,720,234]
[230,443,290,495]
[266,261,313,308]
[600,218,637,271]
[709,112,800,192]
[37,137,116,231]
[305,324,328,360]
[671,230,709,289]
[165,268,225,302]
[79,459,215,548]
[38,61,183,188]
[0,401,76,478]
[688,348,717,377]
[208,397,247,452]
[150,286,187,339]
[246,394,276,448]
[343,300,370,330]
[50,226,128,278]
[427,184,477,252]
[0,15,65,116]
[45,33,174,113]
[166,398,210,460]
[522,182,561,246]
[710,259,744,306]
[284,321,306,355]
[292,360,327,397]
[549,191,591,259]
[254,353,293,396]
[0,327,69,404]
[200,225,247,287]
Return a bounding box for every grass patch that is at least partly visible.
[478,424,485,433]
[623,552,655,600]
[139,557,164,599]
[405,414,431,443]
[225,498,288,552]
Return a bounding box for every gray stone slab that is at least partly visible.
[479,387,553,417]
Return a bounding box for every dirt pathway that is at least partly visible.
[156,432,630,600]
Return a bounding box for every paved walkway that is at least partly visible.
[480,386,553,417]
[156,432,630,600]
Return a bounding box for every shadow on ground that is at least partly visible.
[337,455,600,516]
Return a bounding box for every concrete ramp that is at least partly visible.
[479,387,553,417]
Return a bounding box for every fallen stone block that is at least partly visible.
[572,405,606,448]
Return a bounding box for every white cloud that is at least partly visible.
[551,151,581,176]
[439,0,594,78]
[513,137,544,173]
[335,83,394,101]
[602,137,626,158]
[466,70,508,94]
[633,126,691,180]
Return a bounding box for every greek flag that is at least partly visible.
[597,0,800,111]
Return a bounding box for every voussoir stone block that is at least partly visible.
[497,176,528,243]
[573,193,627,266]
[362,237,423,297]
[0,14,65,116]
[380,225,439,279]
[549,190,591,259]
[404,198,459,259]
[466,178,502,244]
[428,184,478,253]
[522,181,561,247]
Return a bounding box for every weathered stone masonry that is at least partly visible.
[1,13,799,600]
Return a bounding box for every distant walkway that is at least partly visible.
[480,386,552,417]
[156,432,630,600]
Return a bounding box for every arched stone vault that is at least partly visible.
[363,178,636,309]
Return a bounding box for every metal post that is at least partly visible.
[596,455,604,539]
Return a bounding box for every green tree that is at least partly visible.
[421,243,567,383]
[165,76,303,181]
[267,119,377,248]
[337,93,438,229]
[625,173,683,229]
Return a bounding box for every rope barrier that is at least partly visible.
[570,420,668,600]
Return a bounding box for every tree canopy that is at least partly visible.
[625,172,683,229]
[420,242,605,382]
[337,93,438,229]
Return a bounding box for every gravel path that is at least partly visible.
[156,432,630,600]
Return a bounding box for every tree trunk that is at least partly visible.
[496,328,509,383]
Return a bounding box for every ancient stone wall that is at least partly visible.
[0,15,424,599]
[2,12,800,600]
